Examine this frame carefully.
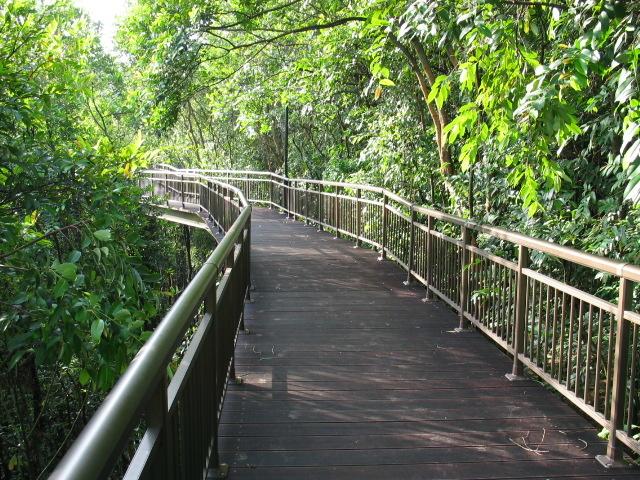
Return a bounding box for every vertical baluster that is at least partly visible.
[473,254,479,321]
[180,174,185,207]
[334,186,340,238]
[575,300,585,396]
[478,256,485,325]
[499,266,508,339]
[558,293,567,383]
[506,267,514,344]
[269,174,274,208]
[450,241,455,301]
[527,279,535,359]
[379,193,387,260]
[457,225,470,330]
[499,266,505,340]
[536,282,544,365]
[304,182,309,224]
[438,236,443,295]
[489,261,497,332]
[566,297,575,389]
[164,173,169,205]
[542,285,551,371]
[594,309,604,412]
[489,261,497,334]
[355,188,362,247]
[318,184,324,231]
[404,207,416,285]
[625,324,638,436]
[551,289,559,379]
[584,305,594,403]
[285,177,290,217]
[424,216,433,300]
[207,181,213,222]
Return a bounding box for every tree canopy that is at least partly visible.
[1,0,639,477]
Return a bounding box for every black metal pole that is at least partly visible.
[284,105,290,216]
[284,105,289,178]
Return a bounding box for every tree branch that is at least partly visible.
[498,0,567,9]
[205,0,305,31]
[210,16,367,51]
[0,222,84,261]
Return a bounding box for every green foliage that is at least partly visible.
[1,0,639,475]
[0,1,205,476]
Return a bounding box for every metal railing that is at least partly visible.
[186,167,640,466]
[50,170,251,479]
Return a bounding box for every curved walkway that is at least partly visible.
[220,208,633,479]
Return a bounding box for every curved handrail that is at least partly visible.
[143,169,249,207]
[193,168,640,282]
[51,170,251,479]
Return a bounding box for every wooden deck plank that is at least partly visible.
[220,208,633,479]
[219,417,596,437]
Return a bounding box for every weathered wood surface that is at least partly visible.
[220,208,635,479]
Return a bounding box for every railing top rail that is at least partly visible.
[51,172,251,479]
[185,168,288,181]
[413,206,640,283]
[142,169,249,208]
[196,168,640,282]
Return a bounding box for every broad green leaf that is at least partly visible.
[79,369,91,386]
[113,308,131,322]
[615,69,634,104]
[91,319,105,343]
[53,279,69,298]
[52,262,77,281]
[93,229,112,242]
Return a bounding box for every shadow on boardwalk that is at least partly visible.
[220,208,635,480]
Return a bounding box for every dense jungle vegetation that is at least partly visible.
[0,0,639,477]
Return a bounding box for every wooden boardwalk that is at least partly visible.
[220,208,635,479]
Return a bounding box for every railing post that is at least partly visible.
[356,188,362,247]
[318,184,324,232]
[221,186,227,233]
[217,184,223,233]
[180,174,185,207]
[507,244,529,380]
[205,266,227,476]
[164,173,169,205]
[293,180,297,219]
[379,193,387,260]
[334,186,340,238]
[597,277,634,467]
[207,181,213,220]
[304,182,309,224]
[289,180,294,219]
[244,224,252,304]
[285,178,290,218]
[147,376,175,478]
[457,225,471,331]
[424,215,434,300]
[404,207,416,285]
[269,174,274,209]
